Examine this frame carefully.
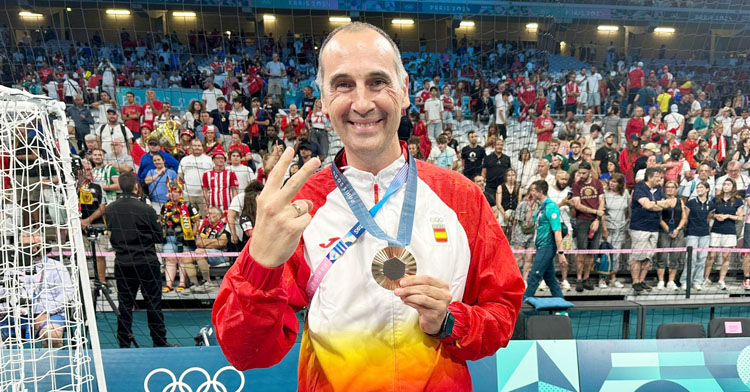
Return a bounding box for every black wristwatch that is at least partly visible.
[558,251,564,255]
[427,309,455,340]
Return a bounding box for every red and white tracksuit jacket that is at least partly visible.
[212,145,524,391]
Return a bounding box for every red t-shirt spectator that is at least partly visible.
[564,81,579,105]
[228,143,252,165]
[142,101,163,130]
[572,178,604,221]
[39,68,53,84]
[202,169,239,211]
[122,104,143,134]
[619,148,641,189]
[280,114,305,139]
[534,115,554,142]
[629,69,644,90]
[519,84,536,107]
[683,138,699,169]
[625,117,645,141]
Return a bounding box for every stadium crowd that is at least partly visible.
[5,24,750,298]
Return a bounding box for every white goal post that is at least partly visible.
[0,86,106,392]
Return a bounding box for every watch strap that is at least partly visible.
[427,309,455,340]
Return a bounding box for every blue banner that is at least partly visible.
[116,88,203,112]
[13,337,750,391]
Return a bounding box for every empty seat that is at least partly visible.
[708,318,750,338]
[525,315,573,340]
[656,323,706,339]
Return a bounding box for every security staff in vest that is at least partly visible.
[104,172,174,348]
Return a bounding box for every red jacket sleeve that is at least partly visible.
[211,242,311,370]
[417,163,524,361]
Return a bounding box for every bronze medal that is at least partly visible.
[371,246,417,290]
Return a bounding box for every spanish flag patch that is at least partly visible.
[431,217,448,243]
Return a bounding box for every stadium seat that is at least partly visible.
[708,318,750,338]
[525,315,573,340]
[656,323,706,339]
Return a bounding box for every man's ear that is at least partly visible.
[400,75,410,110]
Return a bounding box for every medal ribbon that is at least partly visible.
[304,155,417,298]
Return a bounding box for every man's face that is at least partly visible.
[583,149,593,162]
[289,104,298,116]
[473,176,486,191]
[635,107,643,117]
[556,172,569,189]
[430,89,438,98]
[74,96,83,106]
[698,165,710,180]
[529,185,541,201]
[538,161,548,174]
[571,144,580,155]
[578,168,590,182]
[191,140,203,155]
[729,166,740,178]
[551,156,562,169]
[201,112,211,124]
[494,140,504,154]
[107,111,118,123]
[230,153,242,165]
[272,53,279,62]
[126,93,134,104]
[146,90,155,101]
[82,161,93,181]
[305,87,313,97]
[163,103,171,112]
[86,139,97,150]
[91,150,104,164]
[213,155,225,169]
[468,133,478,145]
[438,142,447,152]
[319,29,410,160]
[208,208,222,224]
[585,110,593,120]
[300,148,312,159]
[148,142,160,152]
[169,189,182,201]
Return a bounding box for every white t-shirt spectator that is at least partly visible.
[228,108,250,134]
[716,115,734,138]
[428,146,457,169]
[495,94,513,125]
[178,154,213,196]
[105,150,136,172]
[229,163,256,191]
[664,112,685,134]
[586,73,602,94]
[423,97,443,123]
[202,87,225,112]
[547,185,572,229]
[95,123,133,155]
[689,100,702,124]
[228,193,249,241]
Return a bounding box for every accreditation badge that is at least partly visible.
[371,246,417,290]
[79,189,93,205]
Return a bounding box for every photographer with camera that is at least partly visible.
[0,233,74,348]
[78,159,107,284]
[104,172,174,348]
[159,180,200,294]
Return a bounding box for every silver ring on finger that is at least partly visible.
[292,202,304,217]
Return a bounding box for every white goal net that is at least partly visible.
[0,86,103,392]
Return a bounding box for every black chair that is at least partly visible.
[525,315,573,340]
[708,318,750,338]
[656,323,706,339]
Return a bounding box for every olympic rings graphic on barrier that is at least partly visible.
[143,365,245,392]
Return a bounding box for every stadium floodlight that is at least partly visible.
[654,27,675,33]
[66,8,72,11]
[105,9,131,15]
[526,23,539,30]
[172,11,196,17]
[263,14,276,21]
[459,21,475,28]
[329,16,352,23]
[18,11,43,17]
[597,25,619,31]
[392,19,414,25]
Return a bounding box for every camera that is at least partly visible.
[86,223,107,236]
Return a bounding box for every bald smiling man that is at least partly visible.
[212,22,523,391]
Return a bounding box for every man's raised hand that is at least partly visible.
[248,147,321,268]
